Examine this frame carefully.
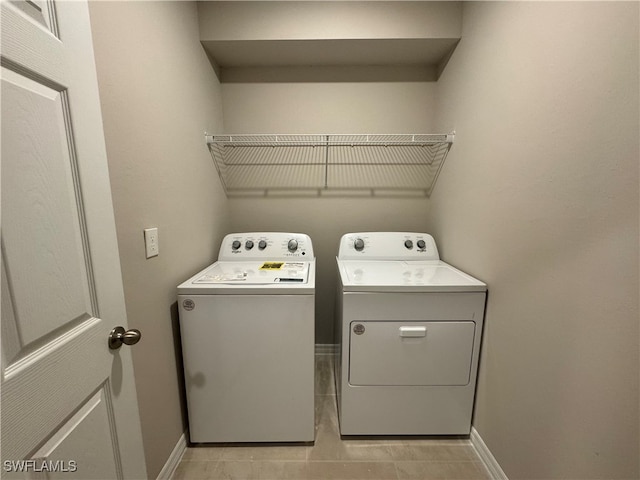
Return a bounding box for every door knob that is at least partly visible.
[108,326,142,350]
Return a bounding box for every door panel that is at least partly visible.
[1,317,107,463]
[349,321,476,386]
[8,0,58,35]
[29,385,120,480]
[1,0,64,86]
[2,67,94,349]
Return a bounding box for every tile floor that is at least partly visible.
[173,355,491,480]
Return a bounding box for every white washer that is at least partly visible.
[335,232,487,435]
[178,232,315,443]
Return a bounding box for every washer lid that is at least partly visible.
[178,260,315,294]
[337,259,486,292]
[195,261,309,285]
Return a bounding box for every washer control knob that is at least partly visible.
[354,238,365,251]
[287,239,298,252]
[245,240,254,250]
[231,240,241,250]
[404,240,414,249]
[417,239,426,249]
[258,240,267,250]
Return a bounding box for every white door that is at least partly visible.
[1,1,147,479]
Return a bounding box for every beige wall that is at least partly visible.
[88,2,228,477]
[222,80,436,133]
[198,1,461,42]
[224,80,436,343]
[430,2,639,478]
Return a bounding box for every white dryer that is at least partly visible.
[178,232,315,443]
[335,232,486,435]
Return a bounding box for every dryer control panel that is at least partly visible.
[338,232,439,261]
[219,232,314,261]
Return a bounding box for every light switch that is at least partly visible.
[144,228,159,258]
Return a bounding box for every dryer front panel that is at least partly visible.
[349,321,475,386]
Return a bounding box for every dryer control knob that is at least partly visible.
[245,240,254,250]
[258,240,267,250]
[417,239,426,249]
[404,240,414,249]
[232,240,241,250]
[287,239,298,252]
[354,238,365,251]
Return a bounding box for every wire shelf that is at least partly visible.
[206,133,454,197]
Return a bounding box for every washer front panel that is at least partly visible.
[179,294,315,442]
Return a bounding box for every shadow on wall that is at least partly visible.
[170,302,189,432]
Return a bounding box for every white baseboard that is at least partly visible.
[315,343,337,355]
[470,427,508,480]
[157,432,187,480]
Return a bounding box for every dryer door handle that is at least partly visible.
[399,326,427,337]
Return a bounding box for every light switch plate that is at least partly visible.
[144,228,159,258]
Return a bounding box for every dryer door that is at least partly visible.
[349,321,475,386]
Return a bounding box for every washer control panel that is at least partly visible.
[338,232,439,261]
[220,232,314,261]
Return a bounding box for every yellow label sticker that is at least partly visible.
[259,262,285,270]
